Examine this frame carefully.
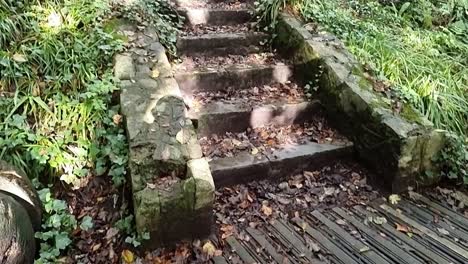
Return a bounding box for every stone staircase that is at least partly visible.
[116,0,448,252]
[173,0,352,188]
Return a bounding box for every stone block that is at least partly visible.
[114,54,135,80]
[187,158,214,211]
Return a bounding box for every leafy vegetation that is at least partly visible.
[255,0,468,184]
[114,0,183,55]
[0,0,181,261]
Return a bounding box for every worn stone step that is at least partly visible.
[178,8,252,26]
[175,64,293,94]
[210,141,354,188]
[189,100,322,136]
[177,32,267,55]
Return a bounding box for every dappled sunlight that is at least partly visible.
[185,9,210,25]
[273,66,293,83]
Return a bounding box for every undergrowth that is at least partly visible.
[255,0,468,184]
[0,0,180,261]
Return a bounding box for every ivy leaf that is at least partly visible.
[80,216,94,231]
[55,232,72,250]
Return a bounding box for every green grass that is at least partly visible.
[297,0,468,136]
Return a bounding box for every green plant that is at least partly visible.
[115,215,150,247]
[436,134,468,184]
[114,0,183,55]
[34,186,77,264]
[256,0,467,137]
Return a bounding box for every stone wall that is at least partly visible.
[114,21,214,246]
[275,13,446,192]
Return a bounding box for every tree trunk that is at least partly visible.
[0,192,35,264]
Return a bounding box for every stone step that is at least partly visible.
[189,100,322,136]
[178,8,252,26]
[177,32,267,55]
[209,141,354,188]
[175,64,293,94]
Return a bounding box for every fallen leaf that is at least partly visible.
[359,246,370,253]
[12,53,27,62]
[151,69,160,78]
[437,228,450,236]
[239,200,250,209]
[261,203,273,216]
[122,249,135,263]
[251,147,259,155]
[336,219,346,225]
[396,223,410,233]
[202,241,217,257]
[373,217,387,225]
[176,128,191,144]
[113,114,123,125]
[389,194,401,205]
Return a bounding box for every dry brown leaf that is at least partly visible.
[12,53,27,62]
[261,203,273,216]
[396,223,410,233]
[251,147,259,155]
[113,114,123,125]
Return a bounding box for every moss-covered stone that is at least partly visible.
[118,38,213,247]
[277,13,447,192]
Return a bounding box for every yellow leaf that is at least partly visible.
[12,53,27,63]
[151,69,160,79]
[176,128,191,144]
[121,249,135,263]
[389,194,401,205]
[251,147,259,155]
[261,203,273,216]
[202,241,217,257]
[113,114,123,125]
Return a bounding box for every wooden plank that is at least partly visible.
[270,219,314,262]
[246,227,289,264]
[379,203,468,260]
[212,256,229,264]
[417,196,468,227]
[354,205,452,264]
[291,217,360,264]
[333,207,423,264]
[226,236,257,264]
[311,210,392,264]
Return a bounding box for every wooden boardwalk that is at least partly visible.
[213,195,468,263]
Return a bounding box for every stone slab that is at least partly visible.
[179,8,252,26]
[210,142,353,188]
[190,100,322,136]
[175,64,293,94]
[177,32,267,55]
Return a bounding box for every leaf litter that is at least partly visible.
[200,120,349,159]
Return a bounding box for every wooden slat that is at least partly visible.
[226,236,257,264]
[311,210,392,264]
[291,217,360,264]
[379,203,468,260]
[212,256,229,264]
[333,207,423,264]
[270,219,315,262]
[354,205,452,264]
[246,227,290,264]
[417,196,468,227]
